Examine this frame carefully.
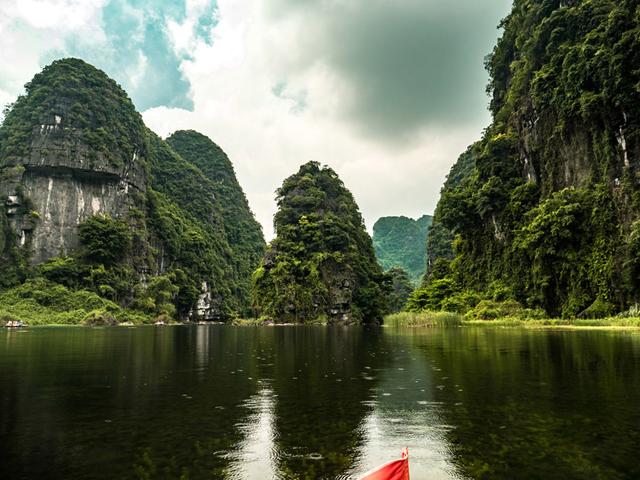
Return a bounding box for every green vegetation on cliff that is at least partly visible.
[386,267,414,313]
[0,278,149,326]
[424,147,476,273]
[0,58,264,324]
[146,131,238,318]
[166,130,265,315]
[373,215,432,285]
[252,161,388,324]
[0,58,145,168]
[412,0,640,319]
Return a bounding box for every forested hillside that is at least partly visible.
[166,130,265,316]
[414,0,640,318]
[373,215,432,285]
[252,161,387,324]
[0,58,264,324]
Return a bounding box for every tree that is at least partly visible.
[386,268,414,312]
[78,214,131,265]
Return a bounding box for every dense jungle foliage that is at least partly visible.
[0,58,145,168]
[0,58,264,324]
[413,0,640,319]
[373,215,432,285]
[167,130,266,315]
[252,162,388,323]
[386,267,414,313]
[145,131,240,318]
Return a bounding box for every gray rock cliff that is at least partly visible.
[2,104,146,264]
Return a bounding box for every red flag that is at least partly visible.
[359,449,410,480]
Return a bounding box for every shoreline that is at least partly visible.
[383,311,640,330]
[3,318,640,331]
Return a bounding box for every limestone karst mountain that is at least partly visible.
[167,130,265,315]
[252,161,387,324]
[372,214,432,285]
[416,0,640,318]
[0,58,264,321]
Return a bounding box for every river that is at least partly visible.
[1,326,639,479]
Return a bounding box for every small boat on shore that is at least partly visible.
[4,320,26,328]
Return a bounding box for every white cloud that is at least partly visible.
[0,0,107,106]
[0,0,510,242]
[12,0,106,30]
[165,0,216,57]
[126,50,149,89]
[144,0,510,240]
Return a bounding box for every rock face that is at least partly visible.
[422,1,640,317]
[166,130,265,316]
[373,214,432,285]
[4,109,146,264]
[0,58,264,320]
[0,58,148,265]
[252,161,387,324]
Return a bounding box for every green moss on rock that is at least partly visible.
[252,162,387,324]
[416,0,640,318]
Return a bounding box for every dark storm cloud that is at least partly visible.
[268,0,512,141]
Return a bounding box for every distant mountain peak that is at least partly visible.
[373,214,432,285]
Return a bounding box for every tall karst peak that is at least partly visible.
[0,57,147,265]
[0,58,264,321]
[252,161,387,324]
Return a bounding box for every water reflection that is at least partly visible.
[268,327,387,479]
[356,338,461,479]
[1,326,639,479]
[228,385,277,479]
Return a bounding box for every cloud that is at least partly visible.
[50,0,197,110]
[0,0,210,113]
[262,0,512,142]
[0,0,512,241]
[143,0,512,239]
[0,0,108,114]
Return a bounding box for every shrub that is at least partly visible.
[153,313,173,324]
[79,214,131,265]
[487,281,515,302]
[441,290,482,314]
[0,278,151,325]
[131,274,179,318]
[405,278,457,312]
[39,256,81,288]
[466,300,547,321]
[83,309,117,326]
[0,310,24,326]
[579,298,616,319]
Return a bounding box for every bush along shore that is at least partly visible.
[0,279,154,326]
[4,284,640,328]
[385,300,640,329]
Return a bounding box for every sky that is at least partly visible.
[0,0,512,239]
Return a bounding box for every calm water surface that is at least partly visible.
[1,326,639,479]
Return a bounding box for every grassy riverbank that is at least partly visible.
[0,279,153,326]
[384,311,640,329]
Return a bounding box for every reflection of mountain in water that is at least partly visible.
[0,326,391,480]
[0,327,263,479]
[4,327,635,479]
[267,327,390,479]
